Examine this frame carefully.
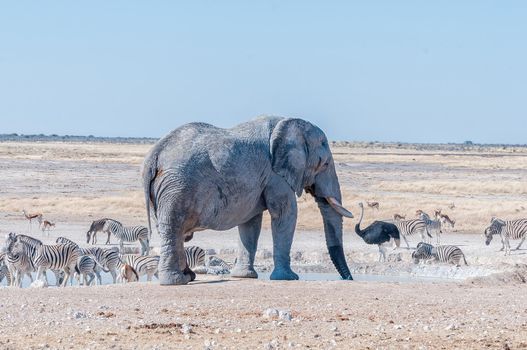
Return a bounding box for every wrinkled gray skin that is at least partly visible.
[142,116,354,285]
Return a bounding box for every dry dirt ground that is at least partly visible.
[1,140,527,349]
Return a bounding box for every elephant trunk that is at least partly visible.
[315,197,353,280]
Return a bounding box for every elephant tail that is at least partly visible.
[142,153,159,239]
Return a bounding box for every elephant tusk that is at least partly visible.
[326,197,354,218]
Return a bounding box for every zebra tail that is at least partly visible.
[463,254,468,266]
[93,258,109,273]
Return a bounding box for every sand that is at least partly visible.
[1,140,526,349]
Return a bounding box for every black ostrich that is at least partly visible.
[355,202,401,262]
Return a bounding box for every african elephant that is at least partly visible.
[142,116,354,285]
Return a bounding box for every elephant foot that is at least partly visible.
[231,266,258,279]
[270,267,299,281]
[159,270,192,286]
[183,266,196,282]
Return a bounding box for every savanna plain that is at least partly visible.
[0,140,526,349]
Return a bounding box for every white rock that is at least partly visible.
[30,280,48,288]
[278,310,292,321]
[263,308,279,318]
[445,323,458,331]
[181,323,192,334]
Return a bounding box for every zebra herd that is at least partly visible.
[0,230,231,288]
[365,209,527,267]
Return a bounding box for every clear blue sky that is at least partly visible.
[1,2,526,143]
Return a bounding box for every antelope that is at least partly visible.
[393,213,406,221]
[366,201,380,210]
[40,220,55,235]
[434,209,455,229]
[22,210,43,231]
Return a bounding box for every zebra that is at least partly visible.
[185,246,206,269]
[73,255,106,286]
[0,252,12,285]
[31,243,80,287]
[4,233,66,287]
[118,254,160,282]
[55,237,92,255]
[412,242,468,266]
[4,233,39,287]
[484,217,527,255]
[0,260,12,286]
[86,218,114,245]
[205,256,232,275]
[104,219,150,255]
[393,219,432,248]
[117,247,204,282]
[83,246,120,283]
[419,212,443,244]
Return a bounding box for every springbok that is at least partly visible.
[22,210,43,231]
[366,201,380,211]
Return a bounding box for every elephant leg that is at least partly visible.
[231,213,262,279]
[265,182,299,281]
[157,216,192,286]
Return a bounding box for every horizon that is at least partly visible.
[1,2,526,144]
[2,131,527,147]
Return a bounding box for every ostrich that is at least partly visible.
[355,202,401,262]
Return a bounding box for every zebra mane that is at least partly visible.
[56,236,78,246]
[105,218,123,226]
[15,234,43,247]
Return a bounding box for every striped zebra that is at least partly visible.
[412,242,468,266]
[1,251,14,286]
[5,233,66,287]
[31,243,80,287]
[205,256,231,275]
[86,218,114,245]
[485,218,527,255]
[104,219,150,255]
[118,254,160,282]
[4,233,38,287]
[74,255,105,286]
[393,219,432,248]
[0,260,12,286]
[118,247,204,282]
[56,237,91,255]
[83,246,120,283]
[185,246,206,269]
[419,212,443,244]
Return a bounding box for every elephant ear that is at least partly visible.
[270,118,308,196]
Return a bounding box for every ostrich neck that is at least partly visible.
[354,205,365,236]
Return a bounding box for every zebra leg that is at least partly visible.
[231,213,262,279]
[504,237,511,256]
[105,230,111,245]
[140,238,150,256]
[401,234,410,249]
[109,268,117,284]
[95,271,102,285]
[37,266,46,282]
[515,235,526,250]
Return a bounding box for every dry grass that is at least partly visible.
[1,141,526,233]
